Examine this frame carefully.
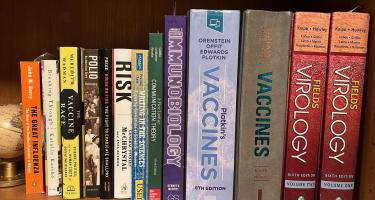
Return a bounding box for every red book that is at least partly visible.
[284,12,331,200]
[319,12,370,200]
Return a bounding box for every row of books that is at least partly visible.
[20,9,370,200]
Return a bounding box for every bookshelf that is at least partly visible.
[0,0,374,199]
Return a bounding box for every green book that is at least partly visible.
[148,33,163,199]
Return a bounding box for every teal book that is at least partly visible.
[148,33,163,200]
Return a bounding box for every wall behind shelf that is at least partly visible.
[0,0,374,199]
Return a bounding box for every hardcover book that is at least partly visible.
[163,15,186,200]
[319,12,370,200]
[20,61,45,194]
[59,47,84,199]
[132,50,149,200]
[148,33,163,200]
[186,9,240,200]
[83,49,100,197]
[235,10,292,200]
[284,12,331,200]
[41,60,62,196]
[113,48,132,199]
[99,48,114,199]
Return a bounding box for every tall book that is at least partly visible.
[186,9,240,200]
[235,10,292,200]
[163,15,186,200]
[148,33,163,200]
[83,49,100,197]
[41,60,62,196]
[283,12,331,200]
[99,48,114,198]
[59,47,84,199]
[113,49,132,199]
[132,50,149,200]
[20,61,45,194]
[319,12,370,200]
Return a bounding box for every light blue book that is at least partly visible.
[186,9,240,200]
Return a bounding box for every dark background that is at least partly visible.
[0,0,374,199]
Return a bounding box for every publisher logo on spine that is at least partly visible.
[136,53,143,71]
[207,10,223,33]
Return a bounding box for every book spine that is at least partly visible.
[113,49,133,199]
[41,60,62,196]
[83,49,100,197]
[163,15,186,200]
[283,12,331,200]
[319,12,370,200]
[132,50,149,200]
[236,10,292,200]
[20,61,45,194]
[148,33,163,200]
[99,48,114,198]
[186,10,240,200]
[59,47,84,199]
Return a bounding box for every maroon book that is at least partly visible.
[319,12,370,200]
[284,12,331,200]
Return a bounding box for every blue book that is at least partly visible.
[131,50,149,200]
[186,9,240,200]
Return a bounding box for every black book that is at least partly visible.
[99,48,114,198]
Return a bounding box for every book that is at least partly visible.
[163,15,186,200]
[83,49,100,197]
[59,47,84,199]
[132,50,149,200]
[319,12,370,200]
[148,33,164,200]
[41,60,62,196]
[99,48,114,199]
[20,61,45,194]
[113,48,132,199]
[186,9,240,200]
[283,12,331,200]
[235,10,292,200]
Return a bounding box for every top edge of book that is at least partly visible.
[244,9,292,15]
[189,9,239,13]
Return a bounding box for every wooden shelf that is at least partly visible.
[1,0,375,199]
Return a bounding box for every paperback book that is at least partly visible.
[41,60,62,196]
[113,48,132,199]
[20,61,45,194]
[132,50,149,200]
[59,47,84,199]
[148,33,164,200]
[83,49,100,197]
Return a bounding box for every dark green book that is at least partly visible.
[148,33,163,199]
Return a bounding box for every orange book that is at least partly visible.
[20,61,44,194]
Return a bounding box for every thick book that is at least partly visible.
[113,49,132,199]
[163,15,186,200]
[41,60,62,196]
[283,12,331,200]
[20,61,45,194]
[235,10,292,200]
[83,49,100,197]
[59,47,84,199]
[319,12,370,200]
[132,50,149,200]
[99,48,114,198]
[186,9,240,200]
[148,33,163,200]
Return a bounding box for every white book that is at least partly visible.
[41,60,62,196]
[113,49,133,198]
